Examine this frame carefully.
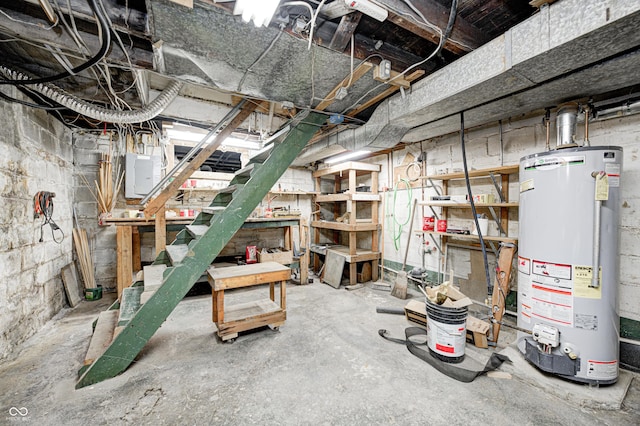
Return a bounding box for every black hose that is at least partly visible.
[0,89,66,110]
[460,111,492,294]
[0,0,111,86]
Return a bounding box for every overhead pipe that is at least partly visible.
[0,66,182,124]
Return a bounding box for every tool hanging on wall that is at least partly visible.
[33,191,63,243]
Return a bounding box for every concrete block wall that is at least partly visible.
[72,132,118,290]
[0,93,73,360]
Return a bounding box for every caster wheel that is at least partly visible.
[224,338,235,343]
[273,327,279,331]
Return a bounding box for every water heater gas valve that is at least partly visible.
[532,323,560,347]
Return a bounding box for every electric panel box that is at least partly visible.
[125,153,161,199]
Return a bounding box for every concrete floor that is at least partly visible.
[1,279,639,425]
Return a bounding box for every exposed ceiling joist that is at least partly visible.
[380,0,488,54]
[328,12,362,52]
[315,61,373,111]
[346,69,424,117]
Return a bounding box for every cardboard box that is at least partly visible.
[257,247,292,264]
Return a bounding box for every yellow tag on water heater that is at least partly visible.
[595,172,609,201]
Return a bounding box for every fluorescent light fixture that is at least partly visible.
[166,129,262,150]
[166,128,208,142]
[234,0,280,27]
[221,137,263,150]
[325,150,370,164]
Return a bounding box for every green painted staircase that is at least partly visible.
[76,111,325,388]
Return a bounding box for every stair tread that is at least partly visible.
[234,163,255,177]
[118,286,144,326]
[140,290,155,305]
[218,184,242,194]
[143,264,166,290]
[186,224,209,238]
[202,206,226,214]
[165,244,189,265]
[84,310,118,366]
[249,144,273,163]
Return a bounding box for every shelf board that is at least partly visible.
[312,221,379,231]
[268,191,319,196]
[177,187,220,192]
[313,161,381,178]
[415,230,517,243]
[419,164,519,181]
[418,201,519,208]
[309,244,380,263]
[315,193,381,202]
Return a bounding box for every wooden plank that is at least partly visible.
[84,310,118,366]
[313,161,381,177]
[207,262,291,290]
[155,206,166,256]
[312,221,379,232]
[316,193,381,202]
[217,310,286,337]
[419,164,519,181]
[490,243,517,343]
[223,299,282,323]
[381,0,487,54]
[346,70,424,117]
[373,68,411,88]
[415,231,517,243]
[116,226,133,299]
[61,263,82,308]
[310,244,380,263]
[329,12,362,52]
[417,202,519,208]
[323,250,346,288]
[132,227,142,272]
[315,61,373,111]
[143,101,259,217]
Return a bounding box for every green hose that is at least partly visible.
[390,178,413,251]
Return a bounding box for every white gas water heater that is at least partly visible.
[518,104,622,385]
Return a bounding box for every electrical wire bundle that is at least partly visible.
[33,191,64,243]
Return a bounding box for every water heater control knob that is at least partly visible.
[532,323,560,347]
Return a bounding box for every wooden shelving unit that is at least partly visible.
[311,161,381,285]
[418,164,519,255]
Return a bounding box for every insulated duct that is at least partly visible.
[0,66,182,124]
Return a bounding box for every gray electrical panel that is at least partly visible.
[125,153,161,199]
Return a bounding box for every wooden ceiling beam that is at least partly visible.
[379,0,488,54]
[328,12,363,52]
[315,61,373,111]
[346,70,424,117]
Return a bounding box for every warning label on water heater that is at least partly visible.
[530,259,574,326]
[605,163,621,188]
[532,260,572,280]
[587,360,617,380]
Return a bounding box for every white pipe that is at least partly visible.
[0,66,182,124]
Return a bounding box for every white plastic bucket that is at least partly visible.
[425,300,468,363]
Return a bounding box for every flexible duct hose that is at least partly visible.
[0,66,182,124]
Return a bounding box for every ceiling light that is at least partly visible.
[234,0,280,28]
[325,150,370,164]
[221,137,263,150]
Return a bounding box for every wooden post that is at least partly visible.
[116,226,133,299]
[132,227,142,273]
[155,206,166,256]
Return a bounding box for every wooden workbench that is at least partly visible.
[105,216,307,298]
[207,261,289,342]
